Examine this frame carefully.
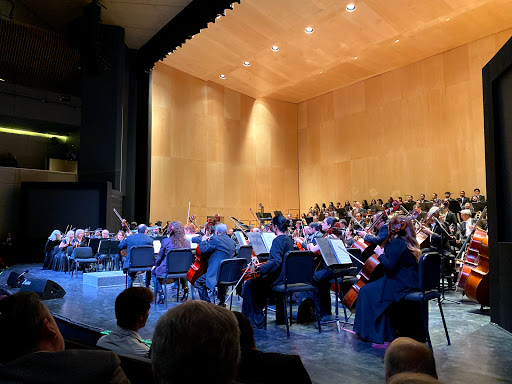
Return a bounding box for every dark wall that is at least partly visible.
[483,36,512,333]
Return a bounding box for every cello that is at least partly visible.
[342,203,402,310]
[186,214,220,285]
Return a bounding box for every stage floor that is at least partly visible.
[1,264,511,384]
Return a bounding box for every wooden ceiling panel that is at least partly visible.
[162,0,512,103]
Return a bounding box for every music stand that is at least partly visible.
[401,202,415,212]
[448,200,461,213]
[274,211,283,217]
[88,238,102,255]
[315,238,353,272]
[419,202,433,212]
[305,217,313,225]
[472,202,487,212]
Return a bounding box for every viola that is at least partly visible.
[186,214,220,285]
[342,217,407,310]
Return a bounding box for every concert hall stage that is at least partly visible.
[2,264,511,384]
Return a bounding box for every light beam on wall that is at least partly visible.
[0,127,67,141]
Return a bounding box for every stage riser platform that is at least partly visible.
[83,271,127,288]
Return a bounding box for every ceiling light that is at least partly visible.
[219,74,226,79]
[271,46,279,52]
[354,56,358,59]
[0,127,67,141]
[346,3,356,12]
[395,39,400,43]
[305,27,314,34]
[243,61,250,66]
[0,78,5,82]
[320,71,323,74]
[446,18,450,21]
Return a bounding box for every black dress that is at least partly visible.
[42,240,60,270]
[353,237,419,344]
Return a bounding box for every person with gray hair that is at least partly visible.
[194,222,236,306]
[43,230,62,270]
[152,301,240,384]
[384,337,438,382]
[119,223,154,287]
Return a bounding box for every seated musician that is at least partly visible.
[307,217,339,317]
[152,221,191,304]
[343,200,352,212]
[352,212,365,231]
[194,223,236,307]
[242,216,294,328]
[111,230,125,270]
[473,188,485,202]
[119,224,154,288]
[458,191,470,207]
[406,195,414,204]
[43,230,61,270]
[353,215,421,344]
[431,193,438,202]
[418,194,426,203]
[420,208,455,288]
[361,200,369,210]
[352,202,365,216]
[52,230,74,272]
[456,209,474,247]
[356,213,389,259]
[97,229,111,270]
[377,198,385,207]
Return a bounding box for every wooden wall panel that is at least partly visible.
[151,63,299,226]
[298,29,512,213]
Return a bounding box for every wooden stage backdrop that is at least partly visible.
[152,29,511,224]
[151,63,299,226]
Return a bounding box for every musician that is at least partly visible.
[344,200,352,211]
[91,228,102,239]
[357,213,389,260]
[96,229,112,270]
[307,217,340,317]
[377,199,384,207]
[194,223,236,307]
[431,193,438,201]
[370,199,377,206]
[352,212,365,231]
[119,224,154,288]
[464,202,475,214]
[352,202,365,216]
[152,221,191,304]
[242,215,294,329]
[406,195,414,204]
[440,204,458,234]
[458,191,470,207]
[353,215,421,344]
[52,231,74,272]
[42,230,61,270]
[361,200,370,210]
[456,209,474,246]
[384,197,394,209]
[313,204,320,216]
[418,194,426,203]
[473,188,485,202]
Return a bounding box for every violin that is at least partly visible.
[186,214,220,285]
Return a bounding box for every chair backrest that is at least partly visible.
[110,240,121,254]
[165,248,194,274]
[72,247,93,259]
[129,246,155,268]
[420,252,441,292]
[237,245,253,265]
[217,258,246,285]
[283,251,315,285]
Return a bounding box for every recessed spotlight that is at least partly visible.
[346,3,356,12]
[243,61,250,66]
[219,74,226,79]
[395,39,400,43]
[271,46,279,52]
[446,18,450,21]
[167,52,172,55]
[354,56,358,59]
[320,71,323,74]
[305,27,314,34]
[216,14,222,19]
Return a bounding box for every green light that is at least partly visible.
[142,339,152,347]
[100,330,111,335]
[0,127,67,141]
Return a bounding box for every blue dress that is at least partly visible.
[353,237,419,344]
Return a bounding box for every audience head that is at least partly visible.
[0,292,65,364]
[233,311,256,352]
[215,223,227,235]
[388,372,440,384]
[272,215,291,234]
[115,287,153,332]
[384,337,437,382]
[138,224,148,234]
[152,301,240,384]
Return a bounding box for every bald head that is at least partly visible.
[388,372,440,384]
[385,337,437,382]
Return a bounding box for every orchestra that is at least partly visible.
[38,189,488,345]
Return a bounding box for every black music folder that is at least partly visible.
[401,202,415,212]
[419,202,433,211]
[315,238,352,272]
[472,202,487,212]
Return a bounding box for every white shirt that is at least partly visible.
[96,325,150,358]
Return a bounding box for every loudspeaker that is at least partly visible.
[19,279,66,300]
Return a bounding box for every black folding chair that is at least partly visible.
[125,246,154,288]
[403,252,451,351]
[237,245,253,266]
[70,247,97,277]
[157,248,194,305]
[265,251,320,337]
[214,258,246,309]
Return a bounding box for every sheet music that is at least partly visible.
[328,239,352,265]
[153,240,161,254]
[261,232,276,252]
[235,231,248,246]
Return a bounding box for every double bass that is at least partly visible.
[456,207,489,306]
[186,214,220,285]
